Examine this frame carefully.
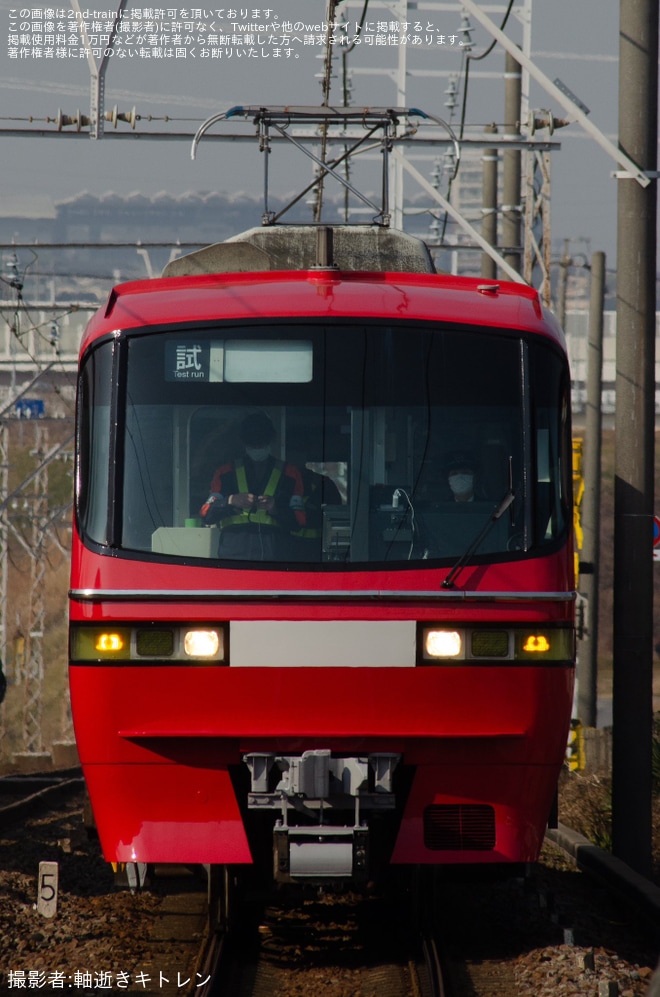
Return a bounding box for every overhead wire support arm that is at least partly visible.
[392,148,526,284]
[460,0,651,188]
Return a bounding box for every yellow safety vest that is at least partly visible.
[221,460,283,528]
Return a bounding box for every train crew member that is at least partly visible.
[445,452,484,503]
[200,412,306,560]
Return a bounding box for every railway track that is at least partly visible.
[214,886,441,997]
[0,780,656,997]
[0,769,85,832]
[207,875,542,997]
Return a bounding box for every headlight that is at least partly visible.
[424,629,464,659]
[184,629,222,658]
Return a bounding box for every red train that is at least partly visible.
[68,224,575,887]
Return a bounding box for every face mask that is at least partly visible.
[449,473,473,496]
[245,445,271,462]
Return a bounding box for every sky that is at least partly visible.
[0,0,650,272]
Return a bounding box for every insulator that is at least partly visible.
[104,105,139,129]
[457,14,473,51]
[105,104,119,128]
[118,106,138,129]
[49,109,89,130]
[75,109,91,132]
[528,109,561,136]
[5,253,22,291]
[443,150,456,174]
[55,108,78,130]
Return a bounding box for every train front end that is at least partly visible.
[69,266,575,884]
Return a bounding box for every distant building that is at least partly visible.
[0,189,306,288]
[565,310,660,416]
[0,194,58,243]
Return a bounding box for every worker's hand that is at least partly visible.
[257,495,275,513]
[229,493,256,510]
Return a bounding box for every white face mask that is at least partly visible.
[449,473,474,496]
[245,445,272,462]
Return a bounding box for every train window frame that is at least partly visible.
[76,335,119,547]
[75,318,572,571]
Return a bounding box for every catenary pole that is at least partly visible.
[502,50,522,274]
[612,0,658,876]
[556,239,570,331]
[578,251,605,730]
[481,123,498,279]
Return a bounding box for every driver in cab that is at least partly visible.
[200,412,306,559]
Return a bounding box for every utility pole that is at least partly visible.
[556,238,571,330]
[23,423,48,756]
[612,0,658,877]
[502,50,522,275]
[577,251,605,730]
[481,124,498,279]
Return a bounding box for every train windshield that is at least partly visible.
[77,321,571,569]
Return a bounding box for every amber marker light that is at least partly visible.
[183,629,223,659]
[70,626,131,661]
[514,628,573,662]
[95,633,125,652]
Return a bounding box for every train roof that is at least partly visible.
[83,271,565,351]
[81,226,566,355]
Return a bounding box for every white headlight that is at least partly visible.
[184,629,222,658]
[425,629,463,658]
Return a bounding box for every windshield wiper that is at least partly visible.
[441,489,515,590]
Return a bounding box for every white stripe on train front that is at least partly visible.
[230,620,416,667]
